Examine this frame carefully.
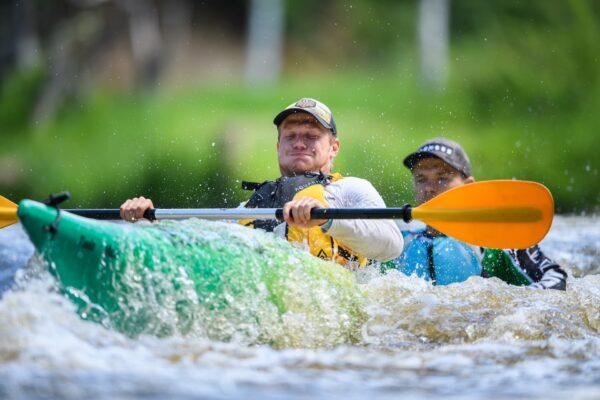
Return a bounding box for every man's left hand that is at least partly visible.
[282,196,328,228]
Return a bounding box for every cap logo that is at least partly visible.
[295,98,317,108]
[420,143,453,155]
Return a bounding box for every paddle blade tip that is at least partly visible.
[0,208,18,229]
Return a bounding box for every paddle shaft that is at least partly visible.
[65,206,414,222]
[1,180,553,248]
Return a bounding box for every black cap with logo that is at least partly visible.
[403,138,472,177]
[273,98,338,135]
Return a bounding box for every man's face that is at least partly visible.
[412,157,473,204]
[277,113,339,176]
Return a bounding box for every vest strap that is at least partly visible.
[426,240,437,285]
[241,181,265,191]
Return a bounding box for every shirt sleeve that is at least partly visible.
[323,177,404,261]
[509,246,568,290]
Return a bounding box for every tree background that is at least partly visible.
[1,0,598,212]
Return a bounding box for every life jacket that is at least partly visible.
[481,246,566,288]
[481,249,533,286]
[389,228,482,285]
[241,172,367,268]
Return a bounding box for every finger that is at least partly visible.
[132,198,143,219]
[120,199,131,211]
[301,199,314,223]
[305,198,327,226]
[120,199,131,220]
[134,199,150,220]
[142,199,153,217]
[291,204,303,225]
[304,205,312,224]
[294,199,308,225]
[301,197,318,223]
[139,198,154,220]
[129,198,144,221]
[283,202,292,223]
[126,199,138,220]
[121,199,135,221]
[134,206,144,220]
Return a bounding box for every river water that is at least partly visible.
[0,216,598,399]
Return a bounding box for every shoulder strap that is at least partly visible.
[244,181,277,209]
[241,181,265,191]
[243,172,334,209]
[242,173,337,232]
[426,239,437,285]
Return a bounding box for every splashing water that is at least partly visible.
[0,216,599,399]
[36,218,365,348]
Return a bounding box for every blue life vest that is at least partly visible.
[389,228,482,285]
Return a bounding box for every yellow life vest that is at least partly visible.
[240,172,367,268]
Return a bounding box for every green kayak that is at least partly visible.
[17,199,365,347]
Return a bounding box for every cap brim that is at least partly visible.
[273,108,334,132]
[403,151,440,170]
[403,151,470,177]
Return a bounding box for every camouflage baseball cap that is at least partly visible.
[403,138,472,177]
[273,98,338,135]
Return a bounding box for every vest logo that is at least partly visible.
[295,180,325,192]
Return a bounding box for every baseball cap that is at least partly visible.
[273,98,337,135]
[403,138,472,177]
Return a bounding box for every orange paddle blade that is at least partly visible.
[411,180,554,249]
[0,195,18,229]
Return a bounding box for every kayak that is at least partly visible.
[17,199,365,346]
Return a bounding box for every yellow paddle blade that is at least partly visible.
[411,180,554,249]
[0,195,19,229]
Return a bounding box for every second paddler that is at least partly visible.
[119,98,403,268]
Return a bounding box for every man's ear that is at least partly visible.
[331,137,340,157]
[465,176,475,184]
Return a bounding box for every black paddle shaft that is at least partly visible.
[275,205,413,222]
[65,205,413,222]
[66,209,156,220]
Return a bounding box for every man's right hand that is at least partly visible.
[282,196,328,228]
[120,197,154,222]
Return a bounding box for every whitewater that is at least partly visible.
[0,216,598,399]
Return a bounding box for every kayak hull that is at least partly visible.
[17,200,365,346]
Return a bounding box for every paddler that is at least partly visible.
[120,98,403,267]
[386,138,567,289]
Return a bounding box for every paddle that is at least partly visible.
[0,180,553,248]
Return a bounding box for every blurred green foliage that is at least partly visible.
[0,67,44,133]
[0,0,598,212]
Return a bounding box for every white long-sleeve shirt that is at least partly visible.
[323,177,403,261]
[272,177,404,261]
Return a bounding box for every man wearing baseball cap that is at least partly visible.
[386,138,567,289]
[120,98,403,267]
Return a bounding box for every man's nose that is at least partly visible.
[423,183,437,194]
[292,136,307,148]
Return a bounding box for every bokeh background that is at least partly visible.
[1,0,598,212]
